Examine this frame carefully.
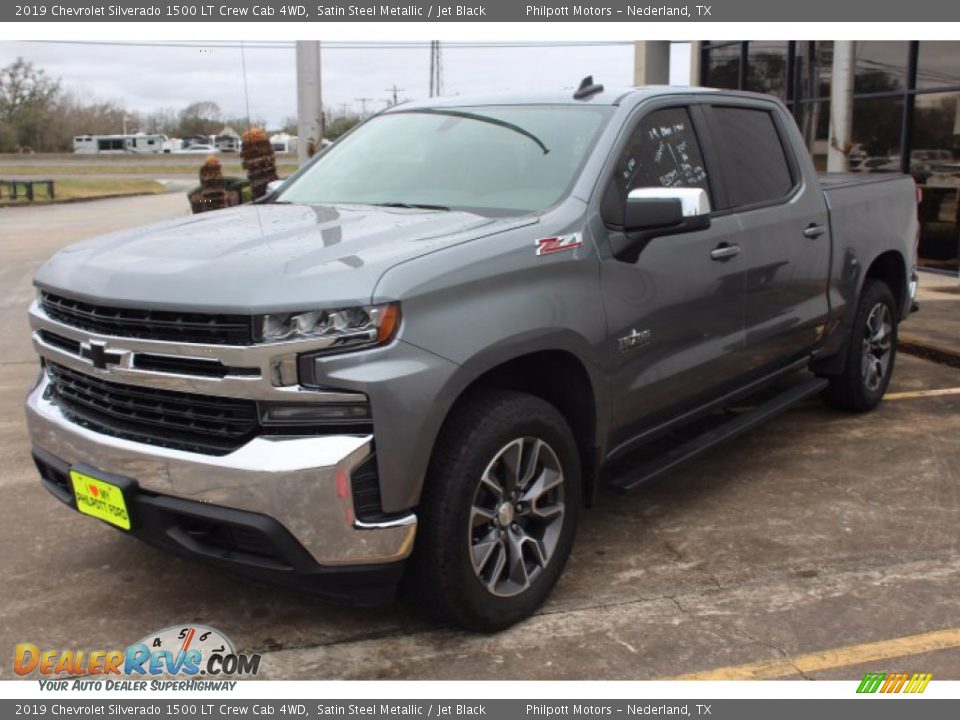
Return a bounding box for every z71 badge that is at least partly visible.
[535,233,583,256]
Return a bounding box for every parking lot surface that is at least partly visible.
[1,195,958,680]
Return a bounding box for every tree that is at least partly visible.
[280,115,298,135]
[178,100,222,137]
[0,57,61,151]
[325,113,361,141]
[142,107,181,136]
[48,90,128,151]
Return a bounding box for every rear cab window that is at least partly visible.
[704,105,797,210]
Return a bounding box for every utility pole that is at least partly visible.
[355,97,373,117]
[429,41,443,97]
[295,40,323,165]
[385,84,405,107]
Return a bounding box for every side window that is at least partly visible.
[708,106,795,208]
[603,106,710,226]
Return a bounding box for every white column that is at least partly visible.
[827,41,856,172]
[634,41,671,86]
[688,41,703,86]
[296,41,323,166]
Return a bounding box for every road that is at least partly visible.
[1,194,958,680]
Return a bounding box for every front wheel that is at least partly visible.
[410,390,581,632]
[821,279,898,412]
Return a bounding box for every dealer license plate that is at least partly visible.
[70,469,131,530]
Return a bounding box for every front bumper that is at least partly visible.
[26,376,417,597]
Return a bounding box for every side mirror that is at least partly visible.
[266,179,285,195]
[611,187,712,262]
[624,187,711,231]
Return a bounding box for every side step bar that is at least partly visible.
[606,376,829,494]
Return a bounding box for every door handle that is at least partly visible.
[803,224,826,239]
[710,243,741,261]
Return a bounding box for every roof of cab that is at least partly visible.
[389,85,720,111]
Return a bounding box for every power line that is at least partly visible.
[385,85,405,106]
[24,39,636,51]
[355,97,373,115]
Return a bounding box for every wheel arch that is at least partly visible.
[864,249,908,316]
[431,342,607,510]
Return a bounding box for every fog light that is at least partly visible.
[260,402,370,426]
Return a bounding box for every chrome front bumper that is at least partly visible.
[25,375,417,567]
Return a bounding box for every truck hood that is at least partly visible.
[35,203,537,312]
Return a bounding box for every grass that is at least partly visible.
[0,178,166,206]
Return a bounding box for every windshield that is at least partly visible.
[277,105,612,214]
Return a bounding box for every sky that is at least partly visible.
[0,40,691,130]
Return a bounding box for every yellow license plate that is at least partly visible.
[70,470,131,530]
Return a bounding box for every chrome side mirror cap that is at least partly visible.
[627,187,711,217]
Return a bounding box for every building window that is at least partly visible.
[852,96,905,164]
[912,90,960,272]
[703,42,741,90]
[795,42,833,102]
[797,101,830,171]
[746,42,789,100]
[853,42,910,94]
[916,42,960,91]
[699,39,960,273]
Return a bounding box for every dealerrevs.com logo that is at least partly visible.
[15,625,261,689]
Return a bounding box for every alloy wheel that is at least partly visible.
[862,301,893,392]
[468,437,566,598]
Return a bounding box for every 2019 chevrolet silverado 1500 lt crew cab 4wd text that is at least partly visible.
[26,80,919,631]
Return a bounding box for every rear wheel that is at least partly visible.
[821,279,898,412]
[411,390,581,632]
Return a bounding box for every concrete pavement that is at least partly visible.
[901,270,960,360]
[0,195,958,680]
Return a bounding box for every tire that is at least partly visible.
[410,389,581,632]
[821,279,898,412]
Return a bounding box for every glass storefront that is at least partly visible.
[700,41,960,275]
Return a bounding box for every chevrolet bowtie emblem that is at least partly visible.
[79,341,125,370]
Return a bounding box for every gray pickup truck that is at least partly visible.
[26,81,918,631]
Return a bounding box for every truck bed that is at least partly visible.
[820,171,918,325]
[817,171,911,190]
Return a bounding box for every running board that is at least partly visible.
[606,376,829,494]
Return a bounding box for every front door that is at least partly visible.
[597,104,749,454]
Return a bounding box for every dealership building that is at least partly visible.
[636,41,960,276]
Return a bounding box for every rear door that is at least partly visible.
[701,100,831,371]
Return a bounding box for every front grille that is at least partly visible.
[40,291,254,345]
[47,363,259,455]
[38,329,261,379]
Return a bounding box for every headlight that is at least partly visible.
[255,303,400,353]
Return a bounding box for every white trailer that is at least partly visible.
[72,134,168,154]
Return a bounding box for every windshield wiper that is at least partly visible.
[372,202,452,211]
[398,108,550,155]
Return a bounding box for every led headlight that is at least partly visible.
[255,303,400,353]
